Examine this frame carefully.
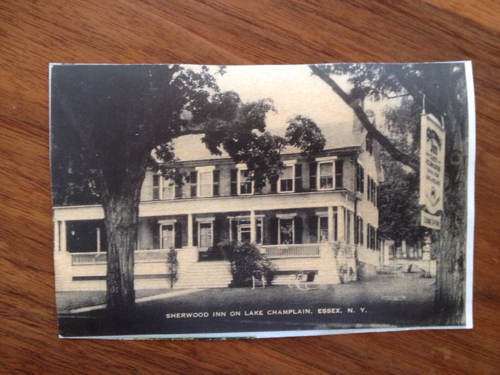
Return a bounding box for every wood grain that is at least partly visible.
[1,0,499,373]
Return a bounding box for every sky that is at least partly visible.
[174,64,394,160]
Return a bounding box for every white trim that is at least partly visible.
[195,165,215,172]
[158,219,177,225]
[283,159,297,166]
[276,213,297,220]
[315,156,338,162]
[195,216,215,223]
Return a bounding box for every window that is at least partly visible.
[279,219,294,244]
[319,216,328,243]
[309,162,317,190]
[153,174,176,200]
[319,162,333,189]
[239,168,253,195]
[335,160,343,189]
[279,166,294,192]
[189,167,218,198]
[161,224,174,249]
[236,218,263,244]
[356,163,365,193]
[199,222,213,248]
[198,171,212,197]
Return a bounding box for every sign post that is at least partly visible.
[419,112,445,229]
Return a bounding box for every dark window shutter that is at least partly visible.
[335,160,343,189]
[213,170,220,196]
[295,164,302,192]
[294,217,303,244]
[270,181,277,194]
[231,220,238,242]
[354,216,359,245]
[309,162,317,190]
[175,222,182,249]
[230,169,238,195]
[175,184,182,199]
[153,175,160,200]
[269,218,278,245]
[309,215,318,243]
[193,222,198,247]
[361,166,365,193]
[360,218,364,245]
[190,171,197,197]
[213,217,222,248]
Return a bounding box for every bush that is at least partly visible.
[167,248,178,288]
[220,241,276,287]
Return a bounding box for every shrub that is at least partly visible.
[219,241,276,287]
[167,248,178,288]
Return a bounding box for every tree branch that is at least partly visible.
[309,65,419,172]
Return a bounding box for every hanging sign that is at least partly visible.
[419,113,445,229]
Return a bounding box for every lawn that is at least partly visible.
[58,274,437,337]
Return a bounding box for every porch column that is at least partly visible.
[337,207,345,242]
[228,218,233,241]
[250,210,256,243]
[60,220,67,252]
[327,206,334,244]
[187,214,193,247]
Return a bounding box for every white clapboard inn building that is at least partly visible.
[53,115,383,291]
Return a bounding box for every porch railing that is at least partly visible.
[71,252,107,265]
[260,244,321,258]
[71,249,170,265]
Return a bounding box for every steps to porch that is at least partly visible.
[175,261,232,289]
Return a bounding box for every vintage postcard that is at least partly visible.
[50,62,475,339]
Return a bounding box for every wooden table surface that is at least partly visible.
[1,1,499,373]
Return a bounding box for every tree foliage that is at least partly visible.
[51,64,325,330]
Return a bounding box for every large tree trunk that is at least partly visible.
[104,194,140,332]
[435,84,468,326]
[101,157,148,333]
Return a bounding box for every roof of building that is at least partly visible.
[173,121,366,161]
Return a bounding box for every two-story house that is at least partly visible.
[53,117,383,291]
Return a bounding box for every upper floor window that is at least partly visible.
[190,166,218,198]
[239,169,253,195]
[280,165,294,192]
[319,162,333,189]
[278,160,298,193]
[153,175,176,200]
[233,164,253,195]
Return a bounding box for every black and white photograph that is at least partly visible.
[50,62,474,339]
